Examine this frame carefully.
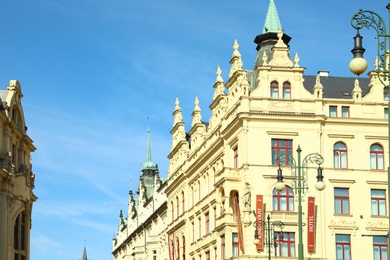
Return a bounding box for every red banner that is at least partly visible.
[256,195,264,250]
[233,195,245,254]
[307,197,316,252]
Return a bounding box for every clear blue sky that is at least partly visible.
[0,0,386,259]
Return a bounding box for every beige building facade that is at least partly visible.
[0,80,36,260]
[113,1,389,259]
[166,1,389,260]
[113,132,169,260]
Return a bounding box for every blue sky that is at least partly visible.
[0,0,386,259]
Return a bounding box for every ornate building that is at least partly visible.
[113,0,389,259]
[112,130,168,260]
[0,80,36,260]
[166,1,388,260]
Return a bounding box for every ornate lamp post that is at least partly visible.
[253,214,284,260]
[349,3,390,258]
[275,145,325,260]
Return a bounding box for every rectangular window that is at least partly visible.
[192,222,195,243]
[272,139,293,165]
[213,207,217,231]
[385,108,388,119]
[233,146,238,168]
[271,82,279,98]
[206,251,210,260]
[275,232,295,257]
[341,106,350,118]
[152,250,157,260]
[232,233,239,256]
[220,235,225,260]
[336,234,351,260]
[371,189,386,216]
[330,106,337,117]
[205,213,210,234]
[373,236,388,260]
[334,188,349,215]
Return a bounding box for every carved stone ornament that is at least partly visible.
[7,195,15,211]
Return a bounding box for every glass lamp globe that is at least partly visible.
[315,181,326,191]
[275,181,286,191]
[349,57,368,76]
[253,238,260,245]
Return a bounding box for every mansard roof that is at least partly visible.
[303,75,371,99]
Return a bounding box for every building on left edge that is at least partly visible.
[0,80,37,260]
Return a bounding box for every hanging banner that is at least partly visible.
[234,195,245,254]
[256,195,264,250]
[307,196,316,252]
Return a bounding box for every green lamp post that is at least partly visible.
[349,3,390,259]
[275,145,325,260]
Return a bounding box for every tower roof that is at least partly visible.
[142,124,156,170]
[262,0,282,33]
[81,244,88,260]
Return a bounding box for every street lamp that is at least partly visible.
[253,214,284,260]
[349,3,390,258]
[275,145,325,260]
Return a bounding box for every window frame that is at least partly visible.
[329,106,337,117]
[371,189,387,216]
[373,235,388,260]
[273,186,294,211]
[341,106,350,118]
[271,81,279,99]
[233,146,238,168]
[275,232,295,257]
[334,188,350,215]
[232,232,239,257]
[334,142,348,168]
[272,139,293,165]
[336,234,351,260]
[370,144,384,170]
[282,82,291,99]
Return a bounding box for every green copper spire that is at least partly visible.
[262,0,282,33]
[142,118,156,170]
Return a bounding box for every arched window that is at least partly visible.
[176,239,180,259]
[182,236,186,260]
[273,186,294,211]
[370,144,384,170]
[171,201,174,221]
[384,87,389,101]
[181,191,185,214]
[283,82,291,99]
[270,81,279,98]
[14,211,27,260]
[176,196,179,217]
[334,142,348,168]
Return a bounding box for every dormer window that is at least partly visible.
[271,81,279,98]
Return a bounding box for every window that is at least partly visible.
[182,191,185,214]
[198,217,201,239]
[191,187,194,207]
[341,106,350,118]
[371,144,384,170]
[273,186,294,211]
[275,232,295,257]
[220,235,225,260]
[373,236,388,260]
[232,233,239,256]
[171,201,174,221]
[271,81,279,98]
[233,146,238,168]
[213,207,217,230]
[198,181,201,201]
[206,251,210,260]
[329,106,337,117]
[205,212,210,234]
[384,87,389,101]
[153,250,157,260]
[272,139,293,165]
[371,189,386,216]
[336,234,351,260]
[14,212,27,260]
[176,196,179,217]
[192,222,195,243]
[385,108,388,119]
[176,239,180,260]
[182,236,186,260]
[334,188,349,215]
[283,82,291,99]
[334,142,348,168]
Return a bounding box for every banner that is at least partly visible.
[307,196,316,252]
[256,195,264,250]
[234,195,245,254]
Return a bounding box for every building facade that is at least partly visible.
[166,1,388,260]
[0,80,36,260]
[112,131,168,260]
